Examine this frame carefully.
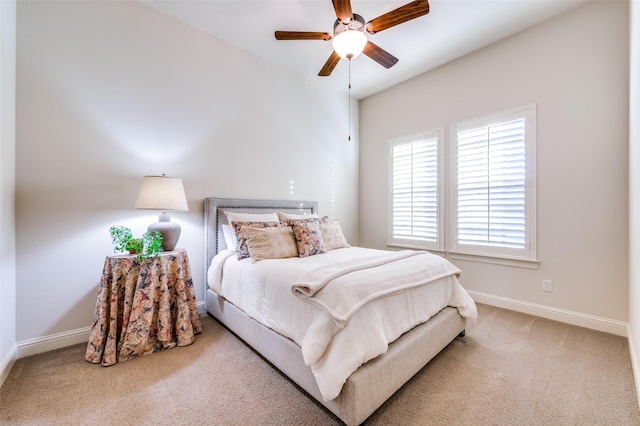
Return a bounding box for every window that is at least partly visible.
[388,129,443,251]
[388,105,536,263]
[451,106,536,260]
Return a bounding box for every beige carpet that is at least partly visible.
[1,304,639,425]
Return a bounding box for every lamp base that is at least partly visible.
[148,213,181,251]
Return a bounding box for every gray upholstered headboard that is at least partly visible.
[204,197,318,269]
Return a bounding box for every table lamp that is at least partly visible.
[134,174,188,251]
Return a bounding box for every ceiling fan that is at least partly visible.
[275,0,430,77]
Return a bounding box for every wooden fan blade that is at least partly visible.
[332,0,353,23]
[366,0,430,34]
[363,41,399,69]
[318,51,341,76]
[275,31,332,41]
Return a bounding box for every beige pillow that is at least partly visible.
[320,217,350,250]
[277,211,319,222]
[225,211,279,223]
[244,226,299,261]
[231,221,280,259]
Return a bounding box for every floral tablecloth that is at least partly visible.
[85,249,202,366]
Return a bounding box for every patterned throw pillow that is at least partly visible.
[292,221,327,257]
[319,217,350,250]
[243,226,299,261]
[280,217,319,227]
[231,221,279,259]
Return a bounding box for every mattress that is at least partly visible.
[208,246,477,401]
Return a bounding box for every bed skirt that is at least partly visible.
[206,288,466,425]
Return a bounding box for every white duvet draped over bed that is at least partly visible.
[208,247,477,401]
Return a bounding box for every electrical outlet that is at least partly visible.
[542,279,553,293]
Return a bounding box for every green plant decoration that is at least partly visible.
[109,226,134,253]
[141,230,164,259]
[109,226,163,261]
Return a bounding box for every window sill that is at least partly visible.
[387,243,439,251]
[446,251,540,270]
[386,244,540,269]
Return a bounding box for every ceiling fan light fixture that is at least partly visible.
[332,30,367,59]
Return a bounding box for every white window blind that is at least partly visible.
[387,105,536,264]
[389,130,442,250]
[452,106,536,260]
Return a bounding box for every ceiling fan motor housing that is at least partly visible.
[333,13,366,37]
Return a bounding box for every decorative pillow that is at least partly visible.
[277,211,319,222]
[319,216,350,250]
[231,221,280,259]
[224,211,279,223]
[292,221,327,258]
[221,224,238,251]
[280,217,320,227]
[243,226,299,261]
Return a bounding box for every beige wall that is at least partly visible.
[8,0,637,379]
[360,1,629,327]
[0,0,17,385]
[629,0,640,406]
[15,1,359,345]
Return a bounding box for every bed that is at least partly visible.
[204,197,476,425]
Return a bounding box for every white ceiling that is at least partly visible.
[141,0,588,99]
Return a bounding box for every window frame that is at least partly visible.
[386,105,538,266]
[387,128,444,251]
[449,104,537,262]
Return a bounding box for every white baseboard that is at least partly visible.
[197,300,206,315]
[11,300,207,361]
[16,326,91,359]
[468,290,628,337]
[0,343,18,389]
[628,324,640,412]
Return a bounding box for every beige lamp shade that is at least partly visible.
[134,175,188,211]
[135,175,188,251]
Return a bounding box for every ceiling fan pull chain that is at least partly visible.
[348,58,351,141]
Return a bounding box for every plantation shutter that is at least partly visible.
[455,114,527,250]
[390,133,440,250]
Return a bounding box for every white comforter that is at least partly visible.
[207,247,477,401]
